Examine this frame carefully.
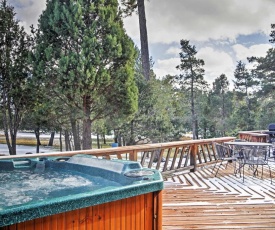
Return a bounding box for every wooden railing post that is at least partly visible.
[190,144,197,172]
[153,190,163,230]
[129,150,138,161]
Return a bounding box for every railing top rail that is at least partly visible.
[250,133,269,136]
[239,130,268,134]
[0,137,236,160]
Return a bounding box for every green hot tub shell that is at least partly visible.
[0,155,163,227]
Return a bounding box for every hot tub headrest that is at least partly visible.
[67,155,142,174]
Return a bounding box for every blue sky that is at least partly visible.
[10,0,275,88]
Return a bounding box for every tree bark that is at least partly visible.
[2,110,15,155]
[64,130,71,151]
[137,0,150,81]
[71,118,81,150]
[128,120,135,145]
[2,96,18,155]
[34,127,41,153]
[59,129,63,152]
[83,117,92,149]
[97,133,100,149]
[48,131,55,146]
[82,96,92,150]
[191,74,197,140]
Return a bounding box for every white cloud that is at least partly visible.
[232,43,272,61]
[166,46,180,56]
[10,0,274,89]
[154,58,180,78]
[153,47,235,87]
[123,0,275,44]
[197,47,235,84]
[9,0,46,32]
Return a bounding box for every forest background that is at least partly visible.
[0,0,274,155]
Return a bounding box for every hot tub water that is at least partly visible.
[0,168,120,208]
[0,155,163,229]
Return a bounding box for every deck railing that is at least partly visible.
[0,137,236,174]
[238,130,269,142]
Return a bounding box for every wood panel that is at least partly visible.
[2,192,162,230]
[162,163,275,229]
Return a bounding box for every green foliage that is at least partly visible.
[249,48,275,98]
[120,0,138,16]
[233,61,258,98]
[0,0,35,154]
[269,23,275,44]
[232,61,259,131]
[255,97,275,129]
[207,74,233,137]
[174,39,208,139]
[3,2,275,147]
[32,0,138,149]
[176,40,207,89]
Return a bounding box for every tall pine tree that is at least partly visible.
[175,39,208,139]
[33,0,138,150]
[0,0,34,155]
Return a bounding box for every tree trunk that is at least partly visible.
[11,132,17,155]
[71,118,81,150]
[82,96,92,150]
[114,129,118,143]
[191,77,197,140]
[34,127,41,153]
[2,113,15,155]
[2,103,17,155]
[97,133,100,149]
[117,132,121,146]
[83,117,92,149]
[64,130,71,151]
[222,93,226,136]
[137,0,150,81]
[103,134,106,144]
[128,120,135,145]
[48,131,55,146]
[59,129,63,152]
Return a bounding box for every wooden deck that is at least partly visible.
[162,162,275,229]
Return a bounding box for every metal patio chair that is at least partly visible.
[212,142,237,177]
[242,145,272,184]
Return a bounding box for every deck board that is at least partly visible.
[162,162,275,229]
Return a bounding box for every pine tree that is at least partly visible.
[33,0,138,150]
[0,0,34,154]
[175,39,208,139]
[121,0,150,81]
[233,61,258,130]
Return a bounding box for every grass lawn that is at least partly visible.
[0,133,114,149]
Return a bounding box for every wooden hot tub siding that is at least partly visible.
[2,191,162,230]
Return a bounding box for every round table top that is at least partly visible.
[224,141,272,146]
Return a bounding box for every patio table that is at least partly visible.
[224,141,272,181]
[224,141,272,147]
[224,141,272,158]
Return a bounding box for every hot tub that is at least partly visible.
[0,155,163,230]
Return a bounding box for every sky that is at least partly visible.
[9,0,275,88]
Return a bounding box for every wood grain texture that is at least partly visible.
[3,192,162,230]
[162,163,275,229]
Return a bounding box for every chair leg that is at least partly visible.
[268,165,273,184]
[211,160,223,177]
[243,163,245,183]
[234,160,242,177]
[214,162,223,177]
[211,161,218,175]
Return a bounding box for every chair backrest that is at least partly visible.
[213,143,232,160]
[243,145,269,164]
